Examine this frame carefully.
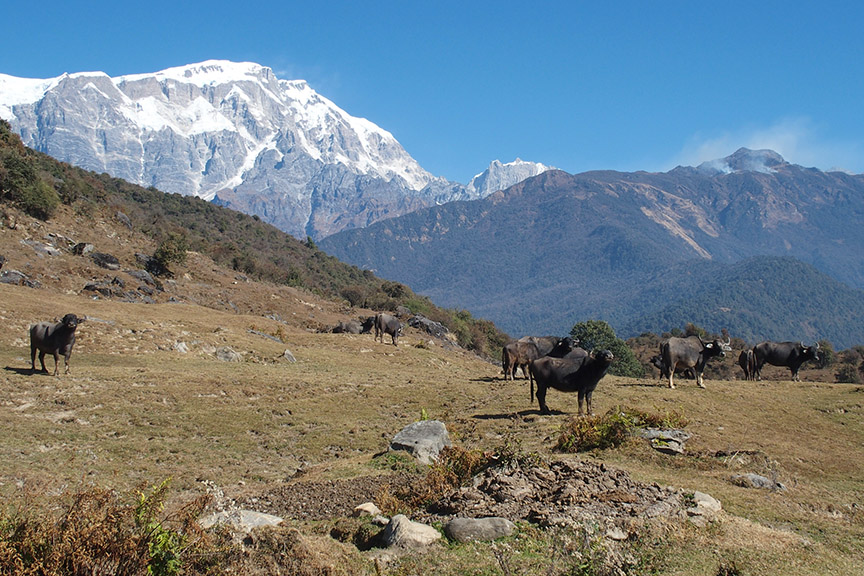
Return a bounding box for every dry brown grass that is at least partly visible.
[1,206,863,574]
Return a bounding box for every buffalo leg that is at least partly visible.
[38,351,48,373]
[536,385,552,415]
[52,351,60,376]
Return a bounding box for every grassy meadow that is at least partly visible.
[1,279,862,574]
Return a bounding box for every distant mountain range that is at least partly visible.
[0,60,550,239]
[320,151,864,348]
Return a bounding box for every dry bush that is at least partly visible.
[556,406,689,453]
[376,446,490,515]
[0,482,220,576]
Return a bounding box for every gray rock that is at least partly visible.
[126,269,157,286]
[352,502,382,518]
[407,314,451,340]
[390,420,452,465]
[215,346,243,362]
[444,517,515,543]
[115,211,132,229]
[174,342,189,354]
[0,269,38,287]
[650,437,685,455]
[72,242,94,255]
[282,349,297,362]
[638,428,692,442]
[381,514,441,549]
[91,252,120,270]
[731,473,786,490]
[199,509,283,532]
[688,491,722,520]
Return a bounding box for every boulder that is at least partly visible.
[731,473,786,491]
[390,420,452,465]
[687,491,722,526]
[352,502,383,518]
[381,514,441,549]
[444,517,515,543]
[216,346,243,362]
[0,269,38,287]
[91,252,120,270]
[199,509,283,532]
[72,242,94,255]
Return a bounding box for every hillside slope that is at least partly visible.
[0,119,508,357]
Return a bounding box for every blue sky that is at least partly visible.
[3,1,863,182]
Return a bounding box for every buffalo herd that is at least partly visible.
[24,309,823,422]
[500,331,825,416]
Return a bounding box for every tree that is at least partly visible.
[570,319,644,377]
[148,233,188,277]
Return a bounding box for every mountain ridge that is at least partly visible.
[320,152,864,348]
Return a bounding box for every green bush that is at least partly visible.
[149,233,189,277]
[570,319,644,377]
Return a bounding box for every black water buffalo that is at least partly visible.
[649,354,695,380]
[502,336,575,380]
[374,313,403,346]
[738,349,756,381]
[660,335,731,389]
[30,313,85,376]
[752,341,820,381]
[528,350,614,415]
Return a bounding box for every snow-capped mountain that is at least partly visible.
[0,60,549,239]
[467,158,553,197]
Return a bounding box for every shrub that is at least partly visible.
[570,320,644,377]
[0,481,214,576]
[556,410,635,453]
[556,406,689,453]
[148,233,189,277]
[835,363,862,384]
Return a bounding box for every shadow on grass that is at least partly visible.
[473,408,567,420]
[4,365,46,376]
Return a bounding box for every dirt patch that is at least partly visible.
[243,458,685,536]
[421,458,685,530]
[241,473,415,522]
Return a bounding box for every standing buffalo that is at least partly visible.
[528,350,614,415]
[502,336,575,381]
[30,313,85,376]
[660,335,731,389]
[752,341,821,381]
[649,354,695,380]
[738,349,756,381]
[374,313,403,346]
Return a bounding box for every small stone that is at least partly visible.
[352,502,382,518]
[444,517,515,543]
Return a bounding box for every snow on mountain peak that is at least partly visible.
[117,60,272,87]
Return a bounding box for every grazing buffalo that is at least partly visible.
[30,313,85,376]
[529,350,614,415]
[752,341,821,381]
[738,349,756,381]
[660,335,731,389]
[374,313,403,346]
[502,336,575,381]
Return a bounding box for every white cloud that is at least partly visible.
[670,118,863,174]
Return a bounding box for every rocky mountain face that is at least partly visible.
[320,150,864,347]
[0,61,549,240]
